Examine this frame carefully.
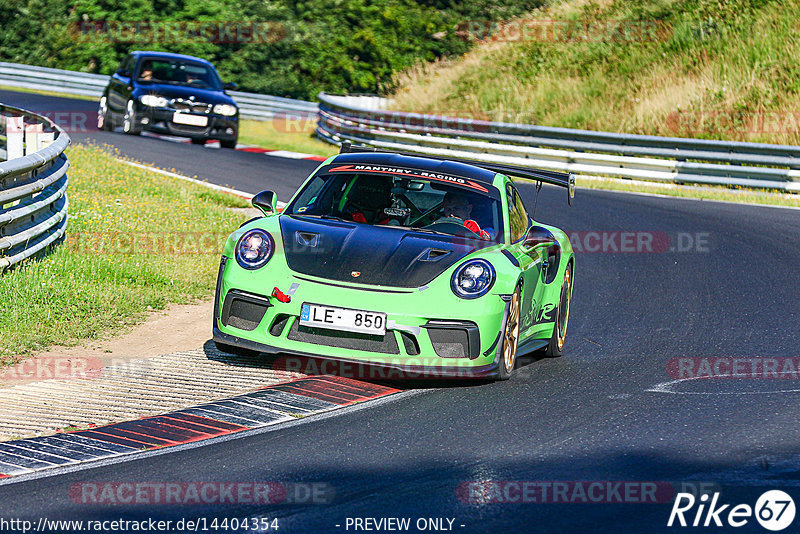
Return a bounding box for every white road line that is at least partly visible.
[646,374,800,395]
[119,159,255,199]
[118,159,289,210]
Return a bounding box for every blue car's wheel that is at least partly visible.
[97,96,112,131]
[122,99,141,135]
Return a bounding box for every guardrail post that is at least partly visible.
[25,123,43,155]
[6,116,24,160]
[39,131,55,149]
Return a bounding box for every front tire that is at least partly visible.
[220,138,237,149]
[97,96,112,131]
[496,285,522,380]
[545,264,573,358]
[122,99,141,135]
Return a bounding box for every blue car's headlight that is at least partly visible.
[235,229,274,270]
[451,259,495,299]
[213,104,238,116]
[139,95,168,107]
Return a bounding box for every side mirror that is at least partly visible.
[522,226,556,253]
[252,190,277,216]
[223,82,237,91]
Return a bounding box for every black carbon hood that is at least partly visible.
[279,216,484,288]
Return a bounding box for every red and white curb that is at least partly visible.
[0,376,399,480]
[140,132,328,161]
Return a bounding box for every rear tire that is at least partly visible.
[191,138,206,145]
[213,340,260,358]
[545,264,573,358]
[220,138,237,149]
[496,285,522,380]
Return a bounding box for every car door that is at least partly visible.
[107,54,135,117]
[505,181,545,338]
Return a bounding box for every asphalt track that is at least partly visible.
[2,90,800,533]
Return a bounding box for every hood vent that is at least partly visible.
[418,248,451,262]
[296,231,320,247]
[280,216,481,288]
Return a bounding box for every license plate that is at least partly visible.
[172,112,208,126]
[300,303,386,335]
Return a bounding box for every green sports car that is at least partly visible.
[212,145,575,380]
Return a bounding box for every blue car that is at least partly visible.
[98,51,239,148]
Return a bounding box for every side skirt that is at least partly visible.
[517,337,549,356]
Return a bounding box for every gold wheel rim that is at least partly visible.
[503,289,521,374]
[557,269,572,350]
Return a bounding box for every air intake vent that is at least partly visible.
[418,248,451,262]
[296,231,320,247]
[287,322,400,354]
[269,314,293,336]
[221,290,272,331]
[423,320,481,359]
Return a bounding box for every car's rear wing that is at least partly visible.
[339,142,575,205]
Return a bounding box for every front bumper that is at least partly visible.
[212,326,501,379]
[212,257,510,379]
[135,106,238,140]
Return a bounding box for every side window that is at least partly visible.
[126,56,137,75]
[116,55,133,76]
[507,183,529,242]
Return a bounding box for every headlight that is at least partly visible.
[213,104,238,116]
[139,95,168,107]
[451,259,495,299]
[235,229,274,270]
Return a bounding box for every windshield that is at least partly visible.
[285,170,504,242]
[136,59,222,90]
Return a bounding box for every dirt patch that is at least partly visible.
[1,300,213,389]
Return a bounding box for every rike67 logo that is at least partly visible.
[668,490,796,531]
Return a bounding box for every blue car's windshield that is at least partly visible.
[136,59,222,90]
[285,170,504,242]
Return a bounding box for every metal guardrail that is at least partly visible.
[0,103,70,269]
[0,62,318,120]
[316,92,800,192]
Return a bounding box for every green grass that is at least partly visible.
[388,0,800,206]
[0,84,97,102]
[0,144,250,363]
[239,118,336,157]
[392,0,800,145]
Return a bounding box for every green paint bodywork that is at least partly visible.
[214,158,574,377]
